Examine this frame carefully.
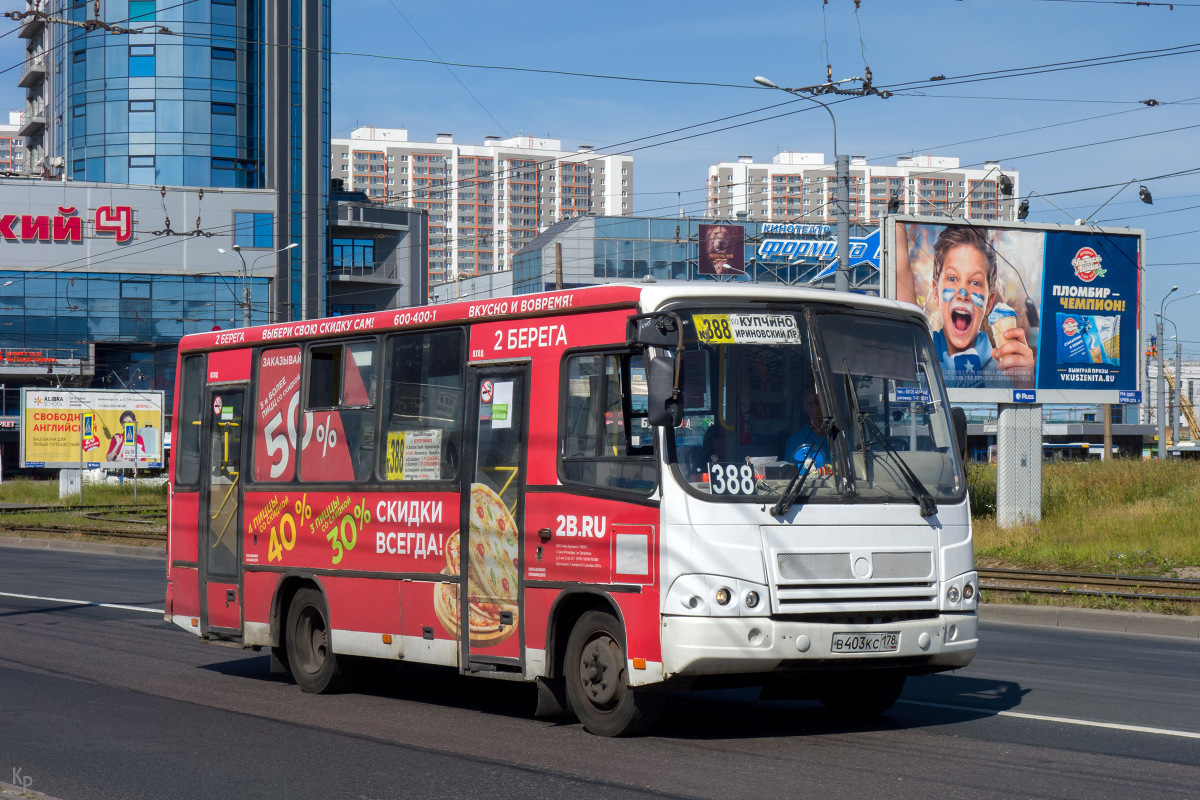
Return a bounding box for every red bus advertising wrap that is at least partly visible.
[166,283,978,736]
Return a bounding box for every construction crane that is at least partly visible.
[1164,368,1197,444]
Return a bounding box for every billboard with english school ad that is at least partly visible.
[882,217,1142,404]
[20,389,165,469]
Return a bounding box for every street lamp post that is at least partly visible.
[1156,286,1177,458]
[754,75,849,293]
[219,242,298,327]
[1163,290,1200,444]
[1160,319,1179,447]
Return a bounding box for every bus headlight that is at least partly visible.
[744,590,760,609]
[715,587,732,606]
[946,585,960,604]
[963,582,975,601]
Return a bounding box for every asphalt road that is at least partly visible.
[2,547,1200,799]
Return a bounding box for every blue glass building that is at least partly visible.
[61,1,259,188]
[21,0,330,321]
[511,216,881,295]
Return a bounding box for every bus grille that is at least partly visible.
[773,550,937,614]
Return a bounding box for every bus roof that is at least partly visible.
[177,281,926,353]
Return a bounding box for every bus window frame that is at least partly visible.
[303,337,379,414]
[173,352,207,490]
[557,344,659,499]
[375,326,469,489]
[296,336,380,485]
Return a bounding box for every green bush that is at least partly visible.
[966,462,996,516]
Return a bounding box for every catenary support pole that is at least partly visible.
[835,154,850,293]
[1157,315,1166,458]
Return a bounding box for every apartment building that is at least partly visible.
[708,153,1018,224]
[0,113,24,173]
[332,127,634,284]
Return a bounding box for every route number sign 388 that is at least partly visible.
[709,463,755,495]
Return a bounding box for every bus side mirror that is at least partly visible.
[647,355,683,427]
[950,406,968,462]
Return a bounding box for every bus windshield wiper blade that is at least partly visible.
[860,414,938,517]
[771,422,834,517]
[843,364,869,464]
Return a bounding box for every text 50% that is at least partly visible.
[315,415,338,457]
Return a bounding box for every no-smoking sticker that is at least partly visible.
[480,379,493,404]
[213,396,223,416]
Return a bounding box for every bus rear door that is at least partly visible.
[199,385,246,640]
[462,365,529,672]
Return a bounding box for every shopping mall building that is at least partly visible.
[2,1,428,473]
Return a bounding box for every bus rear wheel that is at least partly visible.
[564,610,664,737]
[285,587,349,694]
[816,670,906,721]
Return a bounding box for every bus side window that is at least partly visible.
[560,350,656,494]
[175,354,205,487]
[307,345,341,409]
[339,341,377,481]
[254,345,302,483]
[379,328,465,483]
[301,341,376,482]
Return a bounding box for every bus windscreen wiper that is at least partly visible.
[771,421,835,517]
[859,413,938,517]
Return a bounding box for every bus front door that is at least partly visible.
[462,366,529,672]
[198,386,245,640]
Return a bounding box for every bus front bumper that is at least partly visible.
[660,612,976,678]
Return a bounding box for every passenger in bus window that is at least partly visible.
[783,387,830,474]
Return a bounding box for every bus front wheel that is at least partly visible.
[564,610,664,736]
[816,670,906,721]
[285,587,349,694]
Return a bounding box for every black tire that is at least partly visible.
[564,610,664,736]
[816,670,906,721]
[285,587,350,694]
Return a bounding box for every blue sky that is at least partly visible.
[2,0,1199,350]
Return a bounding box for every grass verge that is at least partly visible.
[0,479,166,546]
[969,460,1200,575]
[970,460,1200,615]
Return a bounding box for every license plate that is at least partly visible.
[831,631,899,654]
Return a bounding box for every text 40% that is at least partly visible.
[267,494,313,563]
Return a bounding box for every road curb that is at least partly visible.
[981,602,1200,639]
[1,780,62,800]
[0,535,165,561]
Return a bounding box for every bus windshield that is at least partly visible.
[668,305,964,506]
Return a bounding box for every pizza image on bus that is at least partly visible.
[432,483,519,646]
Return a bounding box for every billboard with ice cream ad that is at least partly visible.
[883,217,1142,404]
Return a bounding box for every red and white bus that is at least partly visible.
[165,283,977,735]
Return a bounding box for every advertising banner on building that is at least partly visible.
[883,217,1142,404]
[698,223,745,276]
[20,389,165,469]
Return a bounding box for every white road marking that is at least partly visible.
[0,590,162,615]
[900,699,1200,740]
